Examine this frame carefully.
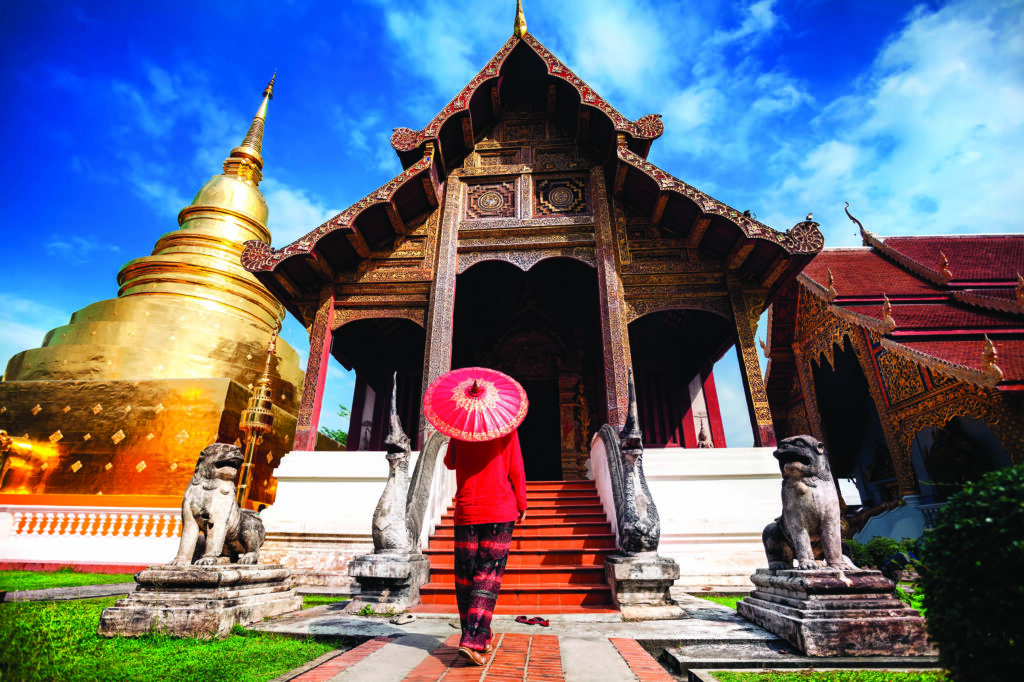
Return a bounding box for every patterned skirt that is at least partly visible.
[453,521,515,651]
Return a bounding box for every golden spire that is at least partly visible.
[513,0,527,39]
[237,328,278,507]
[224,73,276,184]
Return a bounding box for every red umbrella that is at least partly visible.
[423,367,529,442]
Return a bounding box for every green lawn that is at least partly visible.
[0,597,347,682]
[696,594,744,610]
[301,595,350,610]
[0,568,137,593]
[712,672,946,681]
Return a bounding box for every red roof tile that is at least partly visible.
[900,339,1024,383]
[805,250,940,298]
[881,235,1024,283]
[842,303,1023,331]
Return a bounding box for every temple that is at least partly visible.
[0,77,334,510]
[764,214,1022,530]
[241,30,824,478]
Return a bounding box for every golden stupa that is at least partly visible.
[0,76,329,508]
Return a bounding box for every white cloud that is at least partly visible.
[711,0,780,46]
[45,235,121,263]
[262,178,339,247]
[0,294,70,377]
[764,0,1024,244]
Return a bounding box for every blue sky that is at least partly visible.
[1,0,1022,448]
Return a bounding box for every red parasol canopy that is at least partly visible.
[423,367,529,442]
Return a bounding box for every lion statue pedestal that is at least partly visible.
[737,436,934,657]
[98,444,302,638]
[97,564,302,638]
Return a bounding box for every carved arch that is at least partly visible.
[457,249,596,275]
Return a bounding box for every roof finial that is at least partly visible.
[881,294,896,335]
[825,268,837,302]
[1016,274,1023,310]
[982,335,1003,383]
[224,73,276,183]
[513,0,527,39]
[845,202,873,246]
[939,252,953,283]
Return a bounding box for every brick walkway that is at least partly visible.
[284,632,673,681]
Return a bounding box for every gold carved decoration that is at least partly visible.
[983,336,1003,383]
[939,252,953,282]
[876,350,926,404]
[880,295,896,335]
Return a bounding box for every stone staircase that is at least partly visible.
[415,480,618,614]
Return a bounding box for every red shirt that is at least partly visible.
[444,431,528,525]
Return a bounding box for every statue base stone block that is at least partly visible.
[98,564,302,639]
[605,554,686,620]
[737,568,935,657]
[343,553,431,613]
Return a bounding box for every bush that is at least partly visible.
[918,464,1024,679]
[844,539,871,568]
[845,536,918,569]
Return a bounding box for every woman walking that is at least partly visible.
[423,367,529,666]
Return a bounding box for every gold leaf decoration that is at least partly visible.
[83,433,92,442]
[31,404,42,416]
[49,430,63,444]
[104,462,112,471]
[62,405,71,414]
[70,461,82,473]
[40,462,48,471]
[146,433,154,441]
[175,430,189,445]
[92,404,103,415]
[154,403,165,414]
[169,462,178,471]
[135,461,147,473]
[111,430,126,445]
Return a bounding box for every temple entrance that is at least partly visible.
[518,378,561,480]
[451,258,603,480]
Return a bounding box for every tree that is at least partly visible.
[319,404,351,447]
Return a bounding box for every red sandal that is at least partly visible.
[527,617,550,627]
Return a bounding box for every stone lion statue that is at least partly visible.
[170,443,265,566]
[762,435,857,571]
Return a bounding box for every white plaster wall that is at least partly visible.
[640,447,780,587]
[260,450,417,537]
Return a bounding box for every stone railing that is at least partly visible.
[407,430,454,551]
[0,504,181,566]
[5,507,181,539]
[919,502,947,530]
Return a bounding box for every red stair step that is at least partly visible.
[427,534,615,550]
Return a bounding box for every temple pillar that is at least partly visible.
[790,342,827,445]
[846,330,919,497]
[593,166,632,427]
[293,287,335,451]
[420,177,461,439]
[726,275,776,447]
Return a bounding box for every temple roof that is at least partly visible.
[765,231,1024,395]
[242,29,824,320]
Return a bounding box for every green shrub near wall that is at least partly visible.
[918,464,1024,679]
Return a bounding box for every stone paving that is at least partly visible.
[256,594,775,681]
